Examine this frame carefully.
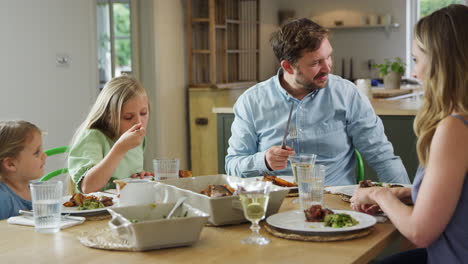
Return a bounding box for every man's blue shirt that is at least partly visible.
[225,72,410,186]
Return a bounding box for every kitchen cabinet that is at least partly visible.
[216,112,418,182]
[187,0,260,88]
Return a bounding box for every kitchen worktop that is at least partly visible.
[213,98,422,116]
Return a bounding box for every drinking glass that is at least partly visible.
[30,181,63,233]
[297,164,326,211]
[289,154,317,203]
[237,180,272,245]
[153,158,180,180]
[289,153,317,183]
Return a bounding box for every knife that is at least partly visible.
[281,102,294,149]
[19,210,85,222]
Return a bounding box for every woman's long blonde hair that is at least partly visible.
[70,75,148,146]
[67,75,148,193]
[413,4,468,166]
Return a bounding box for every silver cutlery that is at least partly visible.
[281,102,295,149]
[19,210,85,222]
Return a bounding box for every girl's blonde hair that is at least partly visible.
[71,75,148,145]
[413,4,468,166]
[0,120,41,175]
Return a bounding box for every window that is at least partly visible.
[406,0,467,78]
[419,0,466,17]
[97,0,138,88]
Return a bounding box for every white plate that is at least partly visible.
[61,192,117,215]
[266,209,376,233]
[334,183,412,197]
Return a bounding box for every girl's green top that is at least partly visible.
[68,129,144,192]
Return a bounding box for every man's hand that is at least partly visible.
[265,146,295,171]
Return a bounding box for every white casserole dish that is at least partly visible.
[158,174,289,226]
[107,203,209,251]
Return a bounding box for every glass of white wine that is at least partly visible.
[237,180,272,245]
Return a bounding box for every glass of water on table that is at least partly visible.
[30,181,63,233]
[289,153,317,203]
[296,164,326,211]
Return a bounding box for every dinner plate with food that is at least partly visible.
[62,192,116,215]
[327,180,412,198]
[266,205,376,233]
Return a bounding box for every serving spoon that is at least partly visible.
[166,196,187,219]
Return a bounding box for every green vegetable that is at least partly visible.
[129,219,139,223]
[324,213,359,228]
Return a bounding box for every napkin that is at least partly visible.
[7,214,86,229]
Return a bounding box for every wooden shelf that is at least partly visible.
[192,49,210,54]
[192,18,210,23]
[188,0,259,87]
[329,23,400,35]
[227,49,259,54]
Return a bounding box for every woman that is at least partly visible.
[350,4,468,263]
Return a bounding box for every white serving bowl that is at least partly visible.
[158,174,289,226]
[108,203,209,251]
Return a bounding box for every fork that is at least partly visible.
[288,125,298,150]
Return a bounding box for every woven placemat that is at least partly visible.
[265,224,373,242]
[78,228,139,251]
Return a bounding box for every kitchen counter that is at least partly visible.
[213,98,422,116]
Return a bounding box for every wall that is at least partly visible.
[138,0,189,170]
[276,0,408,80]
[259,0,281,80]
[0,0,97,175]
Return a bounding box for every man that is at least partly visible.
[225,18,410,185]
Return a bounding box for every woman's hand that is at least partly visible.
[350,187,382,212]
[131,170,155,179]
[115,123,146,152]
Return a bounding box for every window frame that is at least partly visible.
[96,0,140,88]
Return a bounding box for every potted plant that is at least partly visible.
[373,57,406,89]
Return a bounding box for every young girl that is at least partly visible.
[0,120,46,220]
[68,75,153,193]
[351,4,468,263]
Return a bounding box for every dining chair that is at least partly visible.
[355,149,365,183]
[40,146,69,181]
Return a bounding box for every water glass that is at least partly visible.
[153,158,180,180]
[297,164,325,211]
[289,153,317,183]
[30,181,63,233]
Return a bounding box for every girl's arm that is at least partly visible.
[369,117,467,247]
[81,124,145,193]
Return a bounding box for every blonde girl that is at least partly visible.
[0,120,46,220]
[68,75,152,193]
[351,4,468,263]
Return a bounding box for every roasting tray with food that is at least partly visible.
[157,174,289,226]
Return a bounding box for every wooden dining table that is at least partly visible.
[0,194,409,264]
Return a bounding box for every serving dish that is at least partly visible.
[108,203,209,251]
[158,174,289,226]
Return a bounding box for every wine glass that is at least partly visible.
[237,180,272,245]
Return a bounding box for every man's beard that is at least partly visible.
[296,71,328,91]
